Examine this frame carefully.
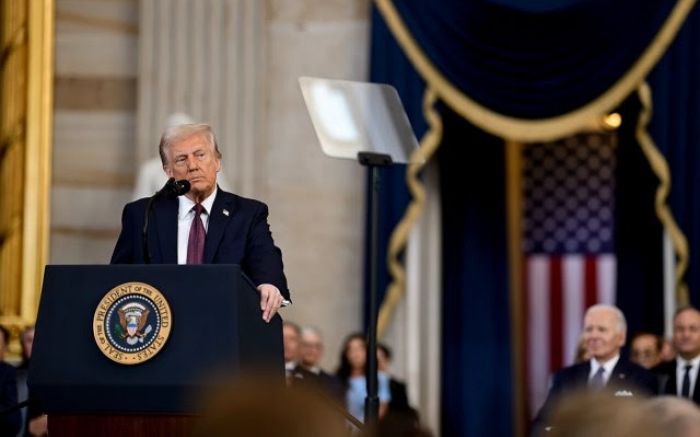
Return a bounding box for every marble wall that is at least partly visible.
[50,0,371,371]
[51,0,138,263]
[264,0,370,370]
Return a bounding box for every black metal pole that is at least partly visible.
[364,163,380,425]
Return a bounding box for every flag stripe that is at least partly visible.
[548,256,563,373]
[527,256,550,414]
[584,256,597,309]
[597,254,616,305]
[563,256,584,365]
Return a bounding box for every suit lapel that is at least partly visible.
[204,190,235,263]
[575,361,592,387]
[666,360,679,395]
[155,197,178,263]
[609,360,629,387]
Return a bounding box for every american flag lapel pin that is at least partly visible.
[223,208,230,216]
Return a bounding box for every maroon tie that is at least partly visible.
[186,204,206,264]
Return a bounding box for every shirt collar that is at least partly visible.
[677,355,700,369]
[591,354,620,375]
[178,186,217,219]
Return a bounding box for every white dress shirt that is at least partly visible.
[589,355,620,387]
[676,355,700,397]
[177,187,217,264]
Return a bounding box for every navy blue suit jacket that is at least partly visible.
[534,359,658,432]
[111,188,289,300]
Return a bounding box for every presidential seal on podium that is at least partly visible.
[93,282,172,365]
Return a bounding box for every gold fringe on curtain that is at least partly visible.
[636,82,690,305]
[374,0,696,142]
[377,87,442,337]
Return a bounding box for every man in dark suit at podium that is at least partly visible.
[111,123,289,322]
[534,304,657,433]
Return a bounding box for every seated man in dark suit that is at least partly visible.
[0,326,20,436]
[653,307,700,404]
[111,123,288,322]
[291,327,343,401]
[534,304,658,433]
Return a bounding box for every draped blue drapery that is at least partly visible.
[367,1,700,435]
[647,4,700,303]
[437,107,513,436]
[388,0,675,118]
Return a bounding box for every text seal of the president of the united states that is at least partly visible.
[93,282,172,365]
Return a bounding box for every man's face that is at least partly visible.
[300,331,323,368]
[582,308,625,363]
[630,335,661,369]
[164,132,221,202]
[673,309,700,360]
[283,325,300,363]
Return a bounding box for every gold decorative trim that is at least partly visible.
[377,87,442,337]
[22,0,54,322]
[0,26,27,66]
[374,0,696,142]
[635,82,689,305]
[505,140,525,437]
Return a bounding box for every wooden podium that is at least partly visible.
[28,265,284,436]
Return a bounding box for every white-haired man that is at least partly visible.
[534,304,658,432]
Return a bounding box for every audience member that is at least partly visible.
[542,390,662,437]
[17,326,46,437]
[193,376,352,437]
[631,332,663,369]
[534,304,657,431]
[377,343,420,432]
[645,396,700,437]
[654,307,700,404]
[376,344,417,417]
[0,326,20,436]
[283,321,301,382]
[663,338,679,362]
[574,335,591,363]
[291,327,343,400]
[336,333,390,423]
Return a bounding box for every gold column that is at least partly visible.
[506,140,525,437]
[0,0,54,341]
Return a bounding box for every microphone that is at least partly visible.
[157,177,191,198]
[142,178,191,263]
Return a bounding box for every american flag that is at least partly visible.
[522,133,617,416]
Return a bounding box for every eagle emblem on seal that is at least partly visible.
[115,302,153,345]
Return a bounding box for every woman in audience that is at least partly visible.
[335,333,390,423]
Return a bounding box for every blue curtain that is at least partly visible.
[438,106,512,436]
[367,1,700,435]
[615,94,665,337]
[647,3,700,303]
[388,0,675,118]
